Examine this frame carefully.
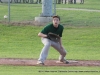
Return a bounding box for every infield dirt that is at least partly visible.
[0,58,99,66]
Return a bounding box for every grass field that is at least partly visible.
[0,0,100,26]
[0,0,100,75]
[0,25,100,60]
[0,24,100,75]
[0,66,100,75]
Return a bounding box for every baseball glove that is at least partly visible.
[47,32,60,42]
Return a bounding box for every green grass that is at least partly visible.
[0,25,41,58]
[0,3,42,21]
[0,66,100,75]
[0,0,100,26]
[0,24,100,60]
[56,0,100,10]
[57,10,100,26]
[0,0,100,75]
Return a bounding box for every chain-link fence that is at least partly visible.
[0,0,42,4]
[0,0,83,4]
[0,0,42,25]
[0,0,52,23]
[0,0,84,25]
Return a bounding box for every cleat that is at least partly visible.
[63,60,69,64]
[56,60,69,64]
[37,61,44,65]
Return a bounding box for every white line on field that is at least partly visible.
[57,8,100,12]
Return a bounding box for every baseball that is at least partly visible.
[4,15,8,19]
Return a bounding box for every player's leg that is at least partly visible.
[37,38,51,64]
[51,41,67,62]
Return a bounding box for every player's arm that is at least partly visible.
[38,32,47,38]
[38,25,49,38]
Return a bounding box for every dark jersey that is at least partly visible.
[41,23,64,37]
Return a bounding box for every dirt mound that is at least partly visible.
[0,58,100,66]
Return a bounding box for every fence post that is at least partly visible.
[35,0,53,24]
[54,0,56,15]
[8,0,10,22]
[41,0,53,17]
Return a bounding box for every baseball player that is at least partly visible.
[37,15,69,65]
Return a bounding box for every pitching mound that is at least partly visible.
[0,58,100,66]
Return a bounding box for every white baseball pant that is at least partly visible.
[38,38,67,63]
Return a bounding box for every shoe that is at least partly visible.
[37,61,44,65]
[56,60,69,64]
[63,60,69,64]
